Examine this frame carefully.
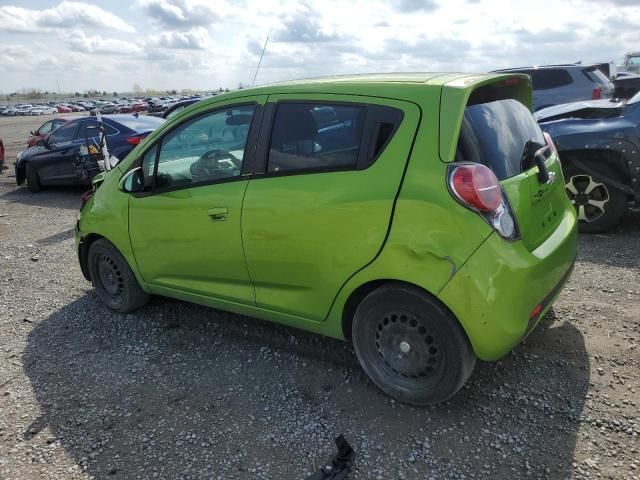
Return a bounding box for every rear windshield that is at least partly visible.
[456,99,546,180]
[583,68,610,85]
[115,116,165,132]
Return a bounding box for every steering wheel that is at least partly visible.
[190,149,240,181]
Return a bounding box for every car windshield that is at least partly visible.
[627,56,640,65]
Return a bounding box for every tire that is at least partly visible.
[25,163,42,193]
[87,238,150,313]
[564,163,628,233]
[351,283,476,406]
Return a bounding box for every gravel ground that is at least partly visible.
[0,115,639,480]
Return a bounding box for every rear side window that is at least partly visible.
[267,103,366,174]
[529,69,573,90]
[76,121,117,141]
[456,99,546,180]
[583,68,610,85]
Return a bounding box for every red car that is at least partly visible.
[131,103,147,112]
[27,118,69,147]
[116,104,133,113]
[57,105,72,113]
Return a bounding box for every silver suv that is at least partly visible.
[492,64,614,111]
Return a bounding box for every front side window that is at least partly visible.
[267,103,366,174]
[37,121,54,135]
[47,122,77,145]
[153,104,255,189]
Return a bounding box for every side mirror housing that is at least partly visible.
[119,167,144,193]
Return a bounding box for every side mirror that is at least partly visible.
[119,167,144,193]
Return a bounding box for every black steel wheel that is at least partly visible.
[564,164,627,233]
[352,283,476,406]
[88,238,150,313]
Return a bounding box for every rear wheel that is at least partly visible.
[25,163,41,193]
[564,164,627,233]
[88,239,150,313]
[352,283,476,405]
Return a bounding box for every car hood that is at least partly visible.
[534,99,627,122]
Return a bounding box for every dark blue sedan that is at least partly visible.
[15,115,164,192]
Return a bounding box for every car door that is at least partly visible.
[34,121,79,183]
[241,95,420,320]
[128,96,267,304]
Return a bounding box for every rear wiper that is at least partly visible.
[521,140,551,184]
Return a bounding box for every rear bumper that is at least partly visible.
[438,208,578,361]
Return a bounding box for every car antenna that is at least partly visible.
[252,32,270,87]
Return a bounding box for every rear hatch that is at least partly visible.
[454,88,567,251]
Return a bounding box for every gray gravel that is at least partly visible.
[0,115,639,479]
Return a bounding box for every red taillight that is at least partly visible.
[529,303,543,319]
[80,189,93,209]
[450,163,502,212]
[592,86,603,99]
[543,132,557,155]
[126,136,143,145]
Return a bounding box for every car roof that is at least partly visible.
[493,64,587,72]
[186,72,522,105]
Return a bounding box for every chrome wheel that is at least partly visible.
[565,174,609,223]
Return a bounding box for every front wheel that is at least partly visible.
[352,283,476,406]
[564,164,627,233]
[88,239,150,313]
[25,163,41,193]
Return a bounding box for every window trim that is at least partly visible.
[252,99,404,179]
[128,101,261,197]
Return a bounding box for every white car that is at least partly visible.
[30,106,57,115]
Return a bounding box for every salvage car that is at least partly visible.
[0,137,4,171]
[75,73,577,405]
[536,93,640,232]
[27,118,70,147]
[493,64,614,110]
[29,106,57,116]
[16,115,164,192]
[613,71,640,99]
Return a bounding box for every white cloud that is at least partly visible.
[0,1,135,33]
[150,27,210,49]
[2,0,640,93]
[66,31,143,55]
[137,0,223,28]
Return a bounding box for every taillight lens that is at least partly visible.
[592,86,603,99]
[449,162,519,240]
[450,163,502,212]
[543,132,557,155]
[126,136,143,145]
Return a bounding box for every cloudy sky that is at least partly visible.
[0,0,639,94]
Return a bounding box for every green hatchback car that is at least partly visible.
[75,73,577,405]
